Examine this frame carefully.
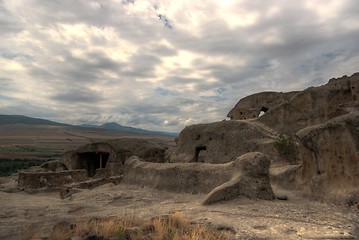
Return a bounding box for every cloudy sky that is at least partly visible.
[0,0,358,132]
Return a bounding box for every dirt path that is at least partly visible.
[0,177,358,239]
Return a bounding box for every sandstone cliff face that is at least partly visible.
[171,72,358,201]
[170,120,277,163]
[296,111,359,197]
[228,73,359,135]
[227,91,298,120]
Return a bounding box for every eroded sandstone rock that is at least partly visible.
[228,72,359,135]
[296,110,359,198]
[170,120,277,163]
[202,152,275,205]
[122,156,233,193]
[227,91,298,120]
[123,152,275,205]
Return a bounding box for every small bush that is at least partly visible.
[274,135,299,164]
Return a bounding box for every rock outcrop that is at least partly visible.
[227,91,298,120]
[122,156,233,193]
[170,72,358,201]
[202,152,275,205]
[296,110,359,198]
[123,152,275,205]
[170,120,277,163]
[228,73,359,135]
[270,165,302,189]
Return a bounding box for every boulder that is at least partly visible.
[202,152,275,205]
[296,110,359,198]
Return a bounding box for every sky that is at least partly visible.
[0,0,358,132]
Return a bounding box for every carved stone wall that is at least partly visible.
[18,170,88,189]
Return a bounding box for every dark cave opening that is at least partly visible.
[194,146,207,162]
[259,106,269,117]
[261,106,269,112]
[76,152,109,177]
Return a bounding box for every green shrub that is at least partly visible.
[274,135,299,164]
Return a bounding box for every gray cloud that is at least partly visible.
[121,52,162,78]
[0,4,23,34]
[122,0,135,5]
[157,14,173,29]
[0,77,14,90]
[155,87,179,96]
[0,0,358,132]
[51,88,105,103]
[0,51,34,62]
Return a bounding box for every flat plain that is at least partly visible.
[0,124,174,160]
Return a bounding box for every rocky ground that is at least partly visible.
[0,174,358,240]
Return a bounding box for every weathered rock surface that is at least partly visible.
[122,156,233,193]
[296,110,359,199]
[221,72,359,201]
[202,152,275,205]
[228,72,359,135]
[227,91,298,120]
[170,120,277,163]
[270,165,302,190]
[18,170,88,189]
[123,152,275,205]
[41,160,67,172]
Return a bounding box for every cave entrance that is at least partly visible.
[194,146,207,162]
[77,152,109,177]
[258,106,269,117]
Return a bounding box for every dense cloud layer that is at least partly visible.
[0,0,358,132]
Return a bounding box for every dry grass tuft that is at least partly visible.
[21,224,40,240]
[28,211,235,240]
[50,221,74,240]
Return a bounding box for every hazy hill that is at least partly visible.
[0,115,177,137]
[100,122,178,136]
[0,115,69,126]
[82,122,178,137]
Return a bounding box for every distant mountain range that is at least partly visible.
[80,122,178,137]
[0,115,70,126]
[0,115,178,137]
